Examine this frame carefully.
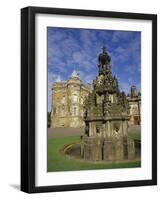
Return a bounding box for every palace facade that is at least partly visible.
[50,71,91,128]
[127,86,141,125]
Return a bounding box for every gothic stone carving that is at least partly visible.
[82,47,135,161]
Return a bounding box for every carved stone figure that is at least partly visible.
[98,47,111,73]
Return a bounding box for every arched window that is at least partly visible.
[73,94,78,103]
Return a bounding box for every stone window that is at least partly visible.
[80,97,84,105]
[61,96,66,104]
[96,124,102,135]
[73,94,78,103]
[109,94,114,103]
[61,105,66,116]
[96,126,100,134]
[131,105,138,115]
[80,109,84,116]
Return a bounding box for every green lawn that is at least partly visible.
[129,132,141,141]
[48,135,141,172]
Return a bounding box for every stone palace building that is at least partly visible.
[127,86,141,125]
[50,71,91,128]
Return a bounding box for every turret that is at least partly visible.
[130,85,138,98]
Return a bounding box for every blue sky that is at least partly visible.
[48,27,141,112]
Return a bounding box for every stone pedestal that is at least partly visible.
[83,136,103,161]
[103,138,124,161]
[114,139,124,161]
[83,137,92,160]
[82,136,135,161]
[103,139,115,161]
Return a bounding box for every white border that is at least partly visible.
[35,14,152,186]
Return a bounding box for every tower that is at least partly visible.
[131,85,138,98]
[67,71,82,127]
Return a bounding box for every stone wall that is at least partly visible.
[82,136,135,161]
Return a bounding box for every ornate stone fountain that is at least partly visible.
[81,47,135,161]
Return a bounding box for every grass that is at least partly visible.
[129,132,141,141]
[47,135,141,172]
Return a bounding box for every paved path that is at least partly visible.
[48,127,84,137]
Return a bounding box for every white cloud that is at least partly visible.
[112,31,135,43]
[78,70,96,85]
[72,51,85,63]
[48,29,67,43]
[124,65,137,75]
